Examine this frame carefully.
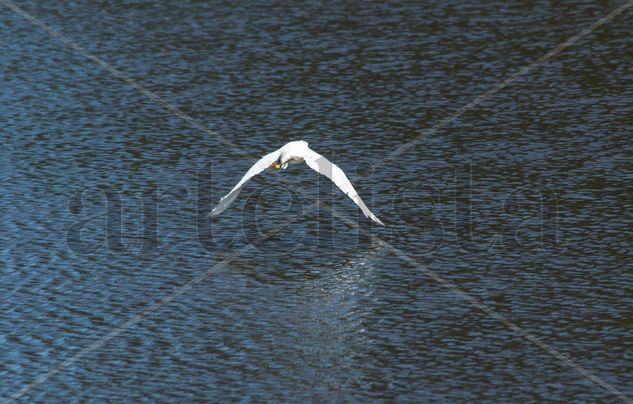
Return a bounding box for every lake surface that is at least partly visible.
[2,0,632,401]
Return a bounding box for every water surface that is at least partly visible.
[2,0,632,401]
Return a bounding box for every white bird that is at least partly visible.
[208,140,385,226]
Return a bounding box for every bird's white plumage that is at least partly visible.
[209,149,281,216]
[209,140,384,226]
[303,150,384,226]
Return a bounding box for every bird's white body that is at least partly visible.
[277,140,310,167]
[209,140,384,226]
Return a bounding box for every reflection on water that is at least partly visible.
[2,0,632,401]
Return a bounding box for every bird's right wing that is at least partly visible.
[303,149,385,226]
[208,149,281,217]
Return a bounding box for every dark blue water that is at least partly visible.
[2,0,633,401]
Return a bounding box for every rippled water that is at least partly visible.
[2,0,633,401]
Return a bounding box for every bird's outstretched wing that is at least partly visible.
[303,149,385,226]
[208,149,281,217]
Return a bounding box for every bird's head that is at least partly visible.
[271,157,287,170]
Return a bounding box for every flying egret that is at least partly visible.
[208,140,385,225]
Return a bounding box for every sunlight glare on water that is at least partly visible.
[1,0,632,401]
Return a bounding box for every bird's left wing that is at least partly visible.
[303,149,385,226]
[208,149,281,217]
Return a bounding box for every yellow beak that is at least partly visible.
[271,162,281,169]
